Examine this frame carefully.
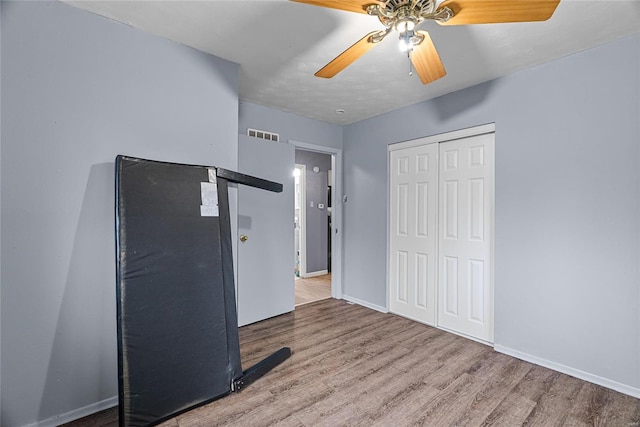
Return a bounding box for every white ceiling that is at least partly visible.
[64,0,640,125]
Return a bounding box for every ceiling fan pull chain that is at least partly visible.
[408,52,413,77]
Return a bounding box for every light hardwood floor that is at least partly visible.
[66,298,640,426]
[295,274,331,306]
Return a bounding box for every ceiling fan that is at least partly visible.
[291,0,561,84]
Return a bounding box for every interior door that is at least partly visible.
[437,133,495,342]
[237,135,295,326]
[389,142,438,325]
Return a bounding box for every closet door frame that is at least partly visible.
[387,123,495,344]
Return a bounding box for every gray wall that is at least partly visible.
[239,102,343,275]
[239,102,343,149]
[0,2,239,426]
[295,150,332,273]
[343,35,640,390]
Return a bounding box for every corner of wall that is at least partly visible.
[1,2,240,425]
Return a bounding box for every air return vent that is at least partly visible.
[247,128,279,142]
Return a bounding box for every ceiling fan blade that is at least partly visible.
[410,31,446,85]
[315,31,380,78]
[436,0,561,25]
[290,0,382,14]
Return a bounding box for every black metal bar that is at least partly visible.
[233,347,291,392]
[115,156,283,193]
[216,175,243,380]
[216,168,283,193]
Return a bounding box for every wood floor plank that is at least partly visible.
[608,390,640,427]
[522,371,584,426]
[390,331,460,373]
[511,364,561,401]
[240,299,360,344]
[322,345,413,389]
[421,339,493,390]
[604,391,640,426]
[63,407,119,427]
[563,382,612,427]
[175,387,275,427]
[361,382,443,427]
[63,298,640,427]
[407,372,486,425]
[263,343,374,396]
[347,366,429,413]
[481,393,537,426]
[452,357,533,426]
[397,322,449,349]
[222,382,333,427]
[563,383,640,427]
[294,392,369,426]
[467,349,531,381]
[260,305,381,350]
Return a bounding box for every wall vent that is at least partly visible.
[247,128,279,142]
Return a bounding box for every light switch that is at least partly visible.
[310,201,314,208]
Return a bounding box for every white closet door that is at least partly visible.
[438,133,494,342]
[389,143,438,325]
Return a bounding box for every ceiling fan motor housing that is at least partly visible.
[381,0,436,16]
[370,0,440,33]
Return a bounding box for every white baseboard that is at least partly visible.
[301,270,328,278]
[25,396,118,427]
[342,294,388,313]
[494,344,640,399]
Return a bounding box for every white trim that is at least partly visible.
[494,344,640,399]
[295,296,331,306]
[24,396,118,427]
[385,133,393,315]
[294,164,307,278]
[342,294,389,313]
[289,140,343,300]
[388,123,495,152]
[330,152,342,300]
[302,269,328,278]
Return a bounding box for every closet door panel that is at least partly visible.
[437,133,494,343]
[389,143,438,325]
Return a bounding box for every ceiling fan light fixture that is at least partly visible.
[398,31,415,52]
[395,18,417,33]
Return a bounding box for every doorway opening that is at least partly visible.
[293,148,335,306]
[294,164,306,279]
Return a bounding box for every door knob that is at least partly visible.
[240,234,248,242]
